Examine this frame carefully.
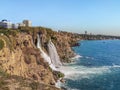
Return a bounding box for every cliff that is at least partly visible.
[0,28,79,90]
[19,27,78,62]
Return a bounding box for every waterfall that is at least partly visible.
[37,34,56,70]
[48,40,62,68]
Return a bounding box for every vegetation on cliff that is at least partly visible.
[0,26,74,89]
[0,39,4,50]
[0,26,81,89]
[0,68,60,90]
[17,27,77,62]
[0,26,119,89]
[0,32,59,90]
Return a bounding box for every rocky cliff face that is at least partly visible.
[19,27,79,62]
[27,28,78,63]
[0,27,79,89]
[0,32,56,87]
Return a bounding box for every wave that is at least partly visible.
[112,63,120,68]
[56,64,120,89]
[58,64,120,80]
[59,66,109,76]
[71,54,94,60]
[85,56,94,60]
[56,65,111,89]
[71,54,82,60]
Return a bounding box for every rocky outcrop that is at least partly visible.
[0,33,56,86]
[0,73,60,90]
[0,27,80,89]
[19,27,78,62]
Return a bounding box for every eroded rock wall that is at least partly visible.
[0,33,55,85]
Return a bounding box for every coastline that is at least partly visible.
[0,27,81,90]
[59,40,120,90]
[0,27,120,89]
[55,53,82,89]
[55,39,82,89]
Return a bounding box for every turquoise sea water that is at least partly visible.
[62,40,120,90]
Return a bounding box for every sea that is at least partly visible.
[58,40,120,90]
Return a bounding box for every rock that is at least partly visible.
[60,78,66,83]
[72,42,80,47]
[0,33,56,85]
[50,81,55,85]
[32,74,38,80]
[61,87,67,90]
[0,27,81,90]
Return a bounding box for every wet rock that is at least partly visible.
[60,78,66,83]
[50,81,55,85]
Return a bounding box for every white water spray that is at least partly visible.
[48,40,62,68]
[37,34,56,70]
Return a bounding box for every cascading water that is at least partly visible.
[37,34,56,70]
[37,34,64,88]
[48,40,62,68]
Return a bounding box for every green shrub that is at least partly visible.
[0,39,4,50]
[0,29,19,36]
[0,68,10,78]
[58,72,64,78]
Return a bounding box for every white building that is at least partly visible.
[12,24,18,29]
[17,23,25,27]
[23,20,32,27]
[0,19,32,29]
[0,20,12,29]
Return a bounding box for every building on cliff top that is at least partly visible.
[0,19,12,29]
[17,20,32,27]
[0,19,18,29]
[23,20,32,27]
[0,19,32,29]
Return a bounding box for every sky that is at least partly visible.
[0,0,120,36]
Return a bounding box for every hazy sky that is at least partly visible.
[0,0,120,35]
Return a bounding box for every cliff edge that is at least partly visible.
[0,28,79,90]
